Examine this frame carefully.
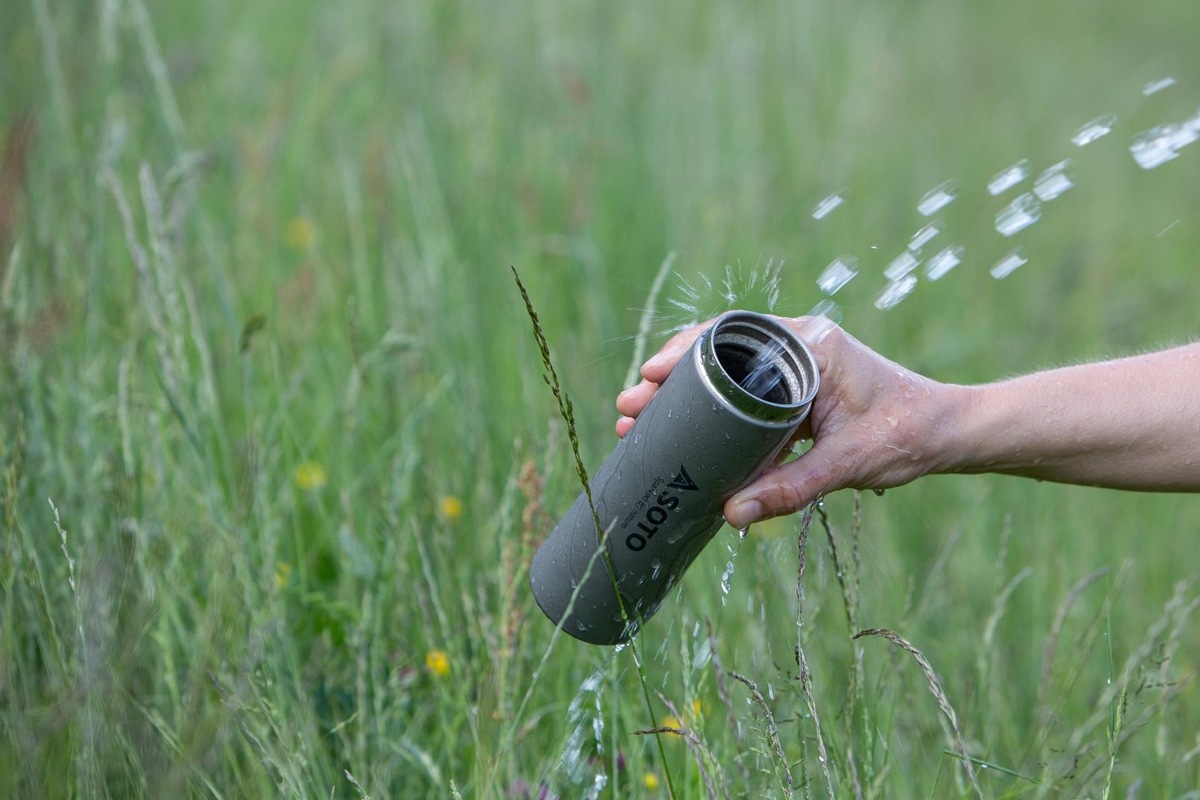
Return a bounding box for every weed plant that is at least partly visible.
[2,0,1199,797]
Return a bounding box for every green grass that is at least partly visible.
[3,0,1200,797]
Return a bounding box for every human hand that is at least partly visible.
[615,316,958,528]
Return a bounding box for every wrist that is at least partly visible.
[925,381,986,476]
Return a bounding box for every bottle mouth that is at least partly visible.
[701,312,819,423]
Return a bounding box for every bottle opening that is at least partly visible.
[716,341,790,403]
[706,313,818,421]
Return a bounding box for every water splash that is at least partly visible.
[740,342,786,399]
[990,248,1028,279]
[1143,76,1177,96]
[917,179,959,216]
[995,193,1043,237]
[1071,114,1117,147]
[925,245,963,281]
[1033,160,1074,201]
[657,261,786,337]
[719,528,749,606]
[557,668,607,787]
[816,255,858,295]
[811,191,846,220]
[874,274,918,310]
[987,159,1031,196]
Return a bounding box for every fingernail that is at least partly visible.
[728,499,763,529]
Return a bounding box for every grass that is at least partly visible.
[3,0,1200,797]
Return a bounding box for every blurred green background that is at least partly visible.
[2,0,1198,797]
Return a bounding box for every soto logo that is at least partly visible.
[625,466,699,552]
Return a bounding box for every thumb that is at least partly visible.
[724,441,849,528]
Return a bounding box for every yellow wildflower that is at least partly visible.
[660,714,682,732]
[293,461,327,491]
[274,561,292,590]
[642,772,660,791]
[285,216,316,251]
[439,495,463,522]
[425,649,451,678]
[692,698,704,719]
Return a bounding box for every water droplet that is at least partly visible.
[917,179,958,216]
[908,220,943,252]
[816,255,858,295]
[883,250,920,281]
[987,159,1031,196]
[691,638,713,670]
[990,247,1028,279]
[739,341,786,399]
[995,193,1042,237]
[650,559,663,579]
[1071,114,1117,147]
[802,300,842,345]
[874,275,918,310]
[1143,75,1176,96]
[1033,159,1074,201]
[925,245,963,281]
[1130,123,1198,170]
[811,191,846,220]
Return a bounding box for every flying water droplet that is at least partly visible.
[874,274,918,310]
[811,191,846,220]
[925,245,963,281]
[802,300,842,344]
[917,179,959,216]
[987,159,1031,196]
[816,255,858,294]
[883,250,920,281]
[1143,76,1176,96]
[1130,122,1199,170]
[908,220,943,252]
[740,341,786,399]
[995,193,1042,237]
[1071,114,1117,147]
[990,248,1028,279]
[1033,160,1074,201]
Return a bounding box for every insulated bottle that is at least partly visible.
[530,311,820,645]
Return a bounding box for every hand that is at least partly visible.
[615,316,957,528]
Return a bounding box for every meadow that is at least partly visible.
[2,0,1199,797]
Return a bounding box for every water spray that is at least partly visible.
[530,311,819,645]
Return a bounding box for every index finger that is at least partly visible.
[639,321,713,384]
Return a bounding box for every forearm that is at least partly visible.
[934,343,1200,491]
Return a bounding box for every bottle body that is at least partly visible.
[530,311,820,645]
